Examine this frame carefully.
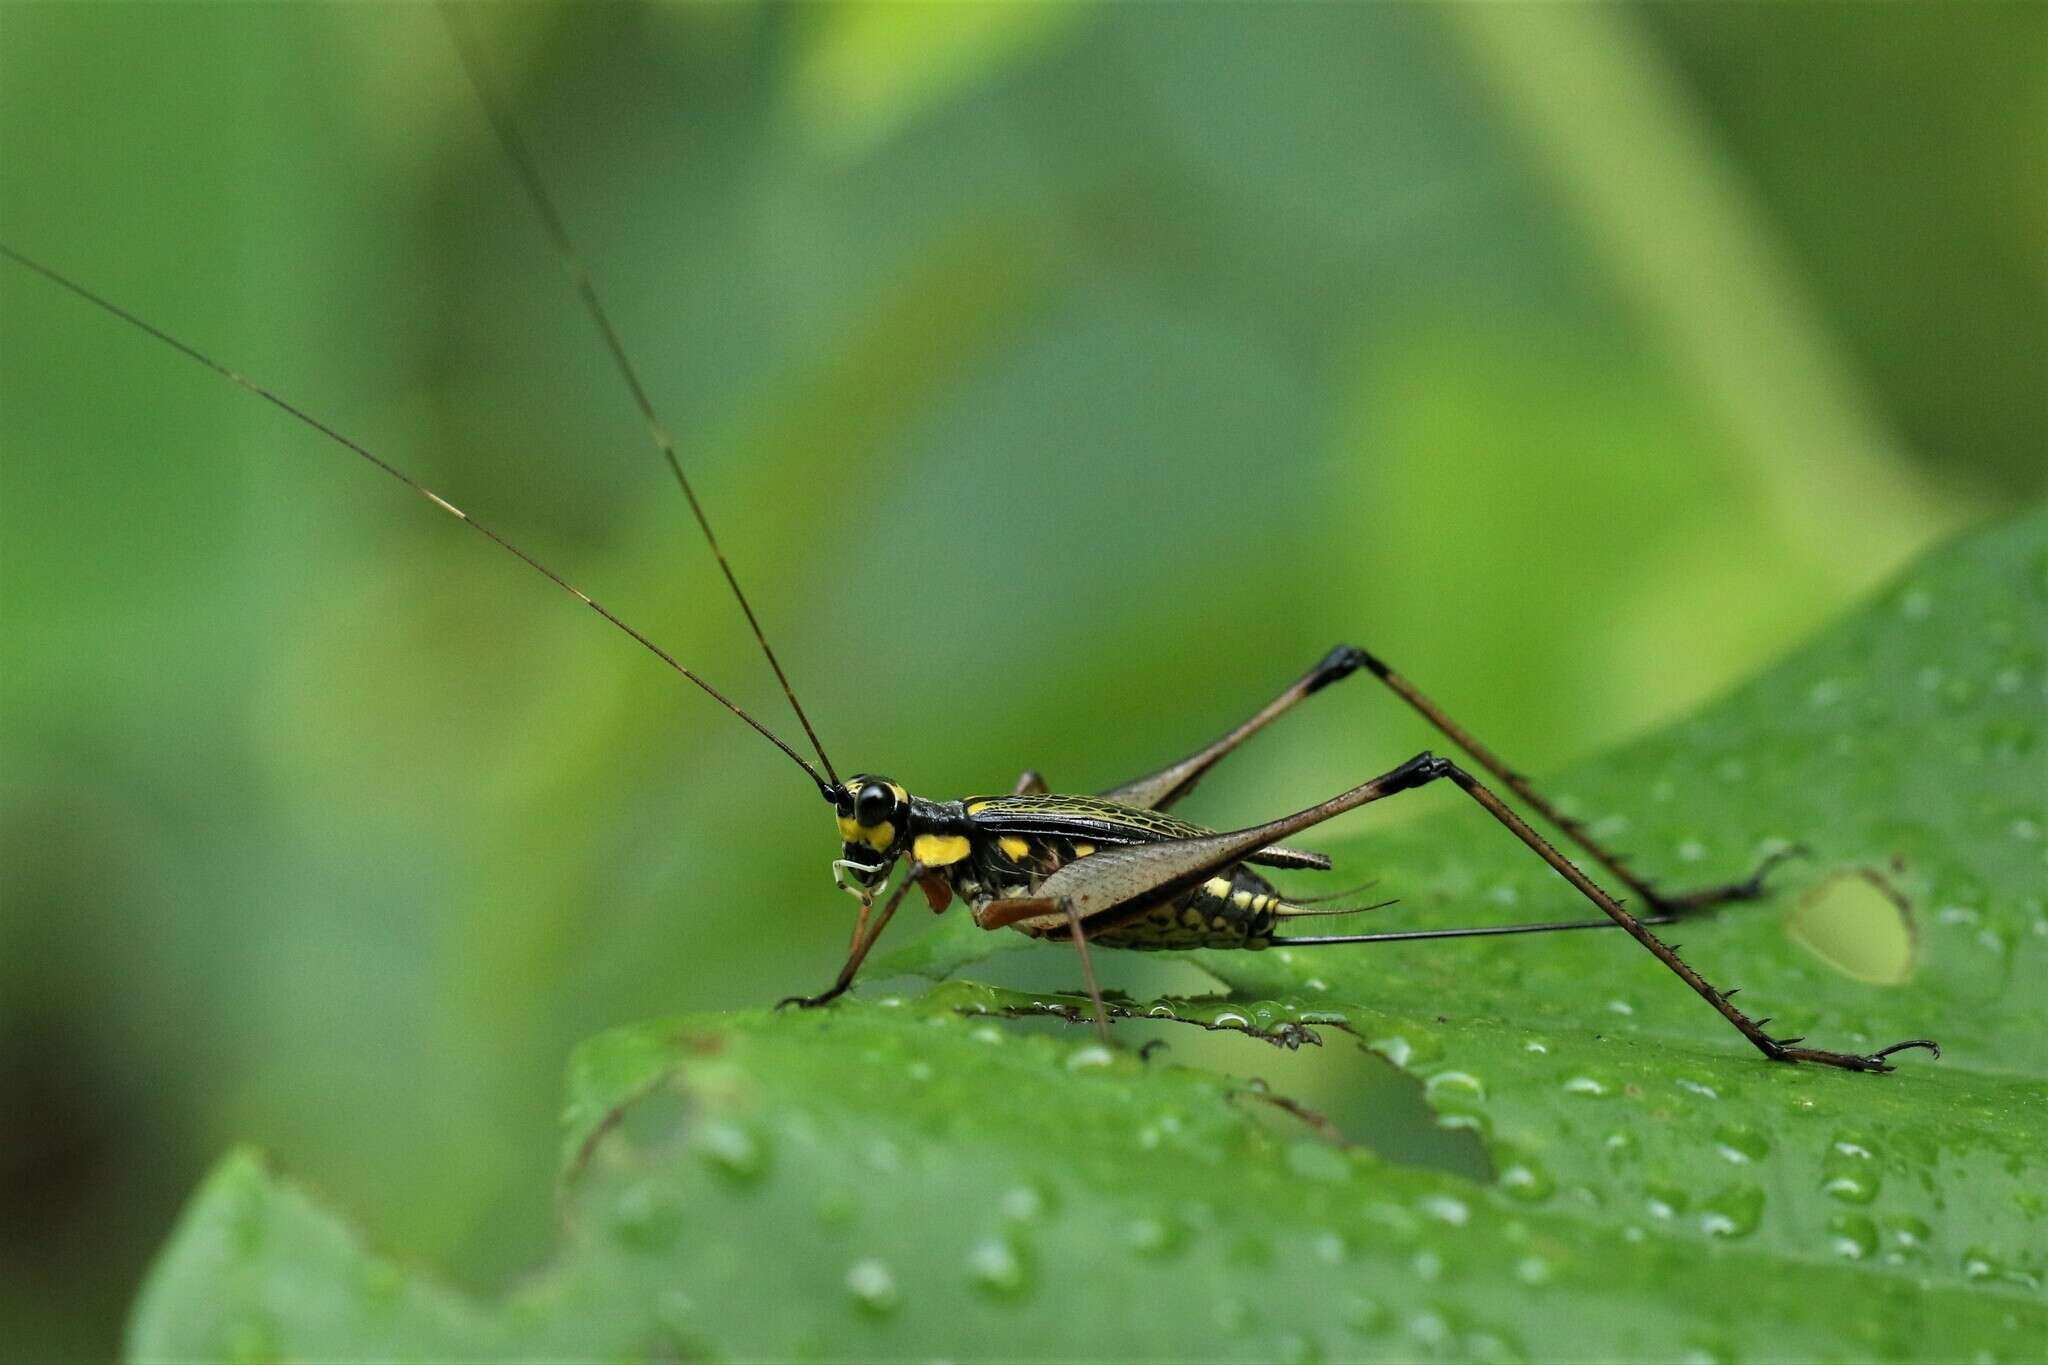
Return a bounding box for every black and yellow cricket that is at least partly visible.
[3,7,1938,1076]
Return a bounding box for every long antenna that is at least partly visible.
[2,243,838,799]
[439,3,842,790]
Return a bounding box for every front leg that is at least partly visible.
[778,867,921,1010]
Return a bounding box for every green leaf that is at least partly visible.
[129,509,2048,1360]
[1191,505,2048,1300]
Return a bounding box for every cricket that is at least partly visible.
[2,7,1938,1077]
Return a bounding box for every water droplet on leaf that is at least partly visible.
[609,1177,684,1250]
[1124,1215,1180,1256]
[845,1257,899,1312]
[967,1235,1026,1294]
[1699,1185,1764,1238]
[1712,1124,1770,1165]
[696,1121,764,1179]
[1419,1194,1469,1226]
[1000,1183,1048,1223]
[1826,1213,1878,1260]
[1822,1171,1879,1205]
[1498,1160,1555,1203]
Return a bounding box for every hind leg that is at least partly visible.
[1004,754,1934,1074]
[1101,646,1371,811]
[1343,647,1798,916]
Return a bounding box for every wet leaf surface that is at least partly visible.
[129,510,2048,1359]
[1194,506,2048,1299]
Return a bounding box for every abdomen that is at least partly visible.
[947,827,1282,950]
[1086,866,1282,950]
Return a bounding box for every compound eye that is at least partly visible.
[855,782,896,828]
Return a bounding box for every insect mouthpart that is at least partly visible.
[832,843,892,899]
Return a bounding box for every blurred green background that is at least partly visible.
[1,2,2042,1356]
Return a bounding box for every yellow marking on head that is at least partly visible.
[862,821,897,851]
[836,816,861,842]
[913,833,972,866]
[998,835,1031,861]
[1072,843,1095,858]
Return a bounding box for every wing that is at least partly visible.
[962,792,1331,871]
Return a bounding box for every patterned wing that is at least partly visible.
[962,793,1330,870]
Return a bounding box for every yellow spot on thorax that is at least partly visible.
[998,835,1032,861]
[913,833,972,866]
[1073,843,1095,858]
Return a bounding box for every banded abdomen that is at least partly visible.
[1088,865,1287,950]
[946,825,1290,949]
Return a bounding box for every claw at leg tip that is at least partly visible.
[1873,1037,1941,1063]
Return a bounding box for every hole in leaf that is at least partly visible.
[1788,869,1917,984]
[903,941,1490,1179]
